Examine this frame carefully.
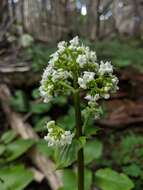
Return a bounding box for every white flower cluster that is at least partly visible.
[76,49,97,68]
[40,35,119,116]
[44,121,74,147]
[40,65,72,103]
[78,71,95,89]
[78,62,118,103]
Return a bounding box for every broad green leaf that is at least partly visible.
[30,102,51,114]
[54,139,81,169]
[59,169,77,190]
[1,130,17,144]
[36,139,54,158]
[59,169,92,190]
[95,168,134,190]
[84,140,103,164]
[34,116,50,132]
[1,139,34,163]
[57,107,75,130]
[0,165,33,190]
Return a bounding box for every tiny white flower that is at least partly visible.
[104,94,110,99]
[43,95,52,103]
[69,36,79,46]
[48,141,54,147]
[44,136,48,140]
[46,120,55,128]
[84,94,100,101]
[84,94,92,101]
[58,41,66,49]
[48,128,53,133]
[86,50,97,62]
[78,78,87,89]
[99,61,113,75]
[58,41,67,54]
[76,54,87,67]
[61,134,66,140]
[64,131,71,135]
[104,86,110,92]
[112,76,119,85]
[83,71,95,82]
[49,52,59,64]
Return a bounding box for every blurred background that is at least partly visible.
[0,0,143,190]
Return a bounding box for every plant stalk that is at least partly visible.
[74,89,84,190]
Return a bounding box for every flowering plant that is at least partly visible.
[40,36,118,190]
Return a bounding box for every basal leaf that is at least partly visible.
[4,139,34,162]
[0,165,33,190]
[95,168,134,190]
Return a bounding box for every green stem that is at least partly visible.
[60,81,75,93]
[74,89,84,190]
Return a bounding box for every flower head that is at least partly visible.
[44,120,74,147]
[40,36,118,107]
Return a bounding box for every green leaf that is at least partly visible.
[79,136,86,147]
[1,139,34,163]
[30,102,51,114]
[34,116,50,132]
[1,130,17,144]
[59,169,77,190]
[54,139,81,169]
[57,107,75,130]
[52,96,67,106]
[85,125,99,136]
[31,88,40,99]
[84,140,103,164]
[59,169,92,190]
[9,90,29,112]
[123,164,142,178]
[95,168,134,190]
[0,165,33,190]
[36,139,54,158]
[112,134,143,165]
[0,145,5,156]
[84,169,92,190]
